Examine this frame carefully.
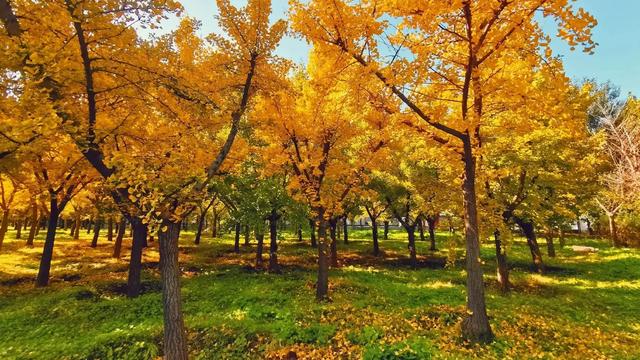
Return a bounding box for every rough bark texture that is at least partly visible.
[494,230,509,292]
[316,217,329,301]
[515,218,545,273]
[36,199,60,287]
[113,218,126,258]
[126,218,146,298]
[372,218,380,257]
[194,209,206,245]
[158,220,188,360]
[459,142,493,343]
[234,223,241,253]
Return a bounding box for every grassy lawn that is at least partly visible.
[0,227,638,359]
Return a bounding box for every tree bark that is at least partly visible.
[127,218,146,298]
[383,220,389,240]
[194,208,206,245]
[27,208,38,246]
[372,217,380,257]
[545,230,556,258]
[494,230,509,292]
[343,216,348,244]
[297,225,303,242]
[244,225,250,246]
[107,217,113,242]
[73,215,80,240]
[515,218,545,273]
[158,219,188,360]
[15,219,22,239]
[309,219,317,247]
[90,218,101,247]
[316,216,329,301]
[234,223,241,253]
[559,228,566,248]
[0,209,10,251]
[426,216,437,251]
[329,218,338,267]
[406,226,417,269]
[36,198,60,287]
[211,209,218,238]
[268,211,279,272]
[607,213,620,247]
[255,231,264,268]
[459,142,493,343]
[418,220,425,242]
[113,218,126,258]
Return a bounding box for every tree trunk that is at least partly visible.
[494,230,509,292]
[343,216,348,244]
[418,220,425,241]
[515,218,545,273]
[559,228,566,248]
[211,209,218,238]
[268,211,279,272]
[383,220,389,240]
[316,216,329,301]
[107,217,114,242]
[608,213,619,247]
[73,216,80,240]
[329,218,338,267]
[27,208,38,246]
[586,218,593,236]
[255,231,264,268]
[406,225,417,269]
[244,225,250,246]
[158,219,188,360]
[36,199,60,287]
[427,217,437,251]
[459,142,493,343]
[127,218,146,298]
[15,219,22,239]
[234,223,241,253]
[69,218,76,236]
[372,217,380,257]
[545,230,556,258]
[309,219,317,247]
[113,218,126,258]
[86,219,92,234]
[297,225,303,242]
[0,209,10,251]
[90,218,101,247]
[194,209,206,245]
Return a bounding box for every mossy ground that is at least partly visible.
[0,227,638,359]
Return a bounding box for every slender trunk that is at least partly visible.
[69,218,75,236]
[36,199,60,287]
[559,228,566,248]
[418,220,425,241]
[316,216,329,301]
[494,230,509,292]
[515,217,545,273]
[329,219,338,267]
[113,218,126,258]
[383,221,389,240]
[211,209,218,238]
[27,208,38,246]
[459,142,493,343]
[233,223,240,253]
[255,231,264,268]
[309,219,317,248]
[15,219,22,239]
[372,217,380,257]
[158,219,188,360]
[406,225,417,269]
[0,209,10,252]
[244,225,250,246]
[608,213,619,247]
[268,212,279,272]
[194,209,206,245]
[107,217,113,242]
[297,225,303,242]
[343,216,348,244]
[90,219,101,247]
[86,219,92,234]
[127,218,146,298]
[586,218,593,236]
[545,230,556,258]
[427,217,437,251]
[73,215,80,240]
[576,217,582,235]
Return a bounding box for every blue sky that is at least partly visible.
[172,0,639,97]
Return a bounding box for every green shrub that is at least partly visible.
[362,337,434,360]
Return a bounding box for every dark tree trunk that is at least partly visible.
[255,232,264,268]
[15,219,22,239]
[494,230,509,292]
[343,216,348,244]
[127,218,147,298]
[559,228,566,248]
[113,218,126,258]
[73,216,80,240]
[211,209,218,238]
[514,217,545,273]
[107,217,114,242]
[316,216,329,301]
[545,234,556,258]
[86,219,92,234]
[586,218,593,236]
[426,216,437,251]
[297,225,303,242]
[329,218,338,267]
[244,225,250,246]
[406,226,417,269]
[268,211,279,272]
[383,220,389,240]
[69,218,75,236]
[27,209,38,246]
[90,219,101,247]
[459,141,493,343]
[233,223,240,253]
[0,209,10,250]
[158,220,188,360]
[418,220,425,241]
[309,219,317,247]
[36,199,61,287]
[194,209,206,245]
[372,217,380,257]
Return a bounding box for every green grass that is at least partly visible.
[0,227,638,359]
